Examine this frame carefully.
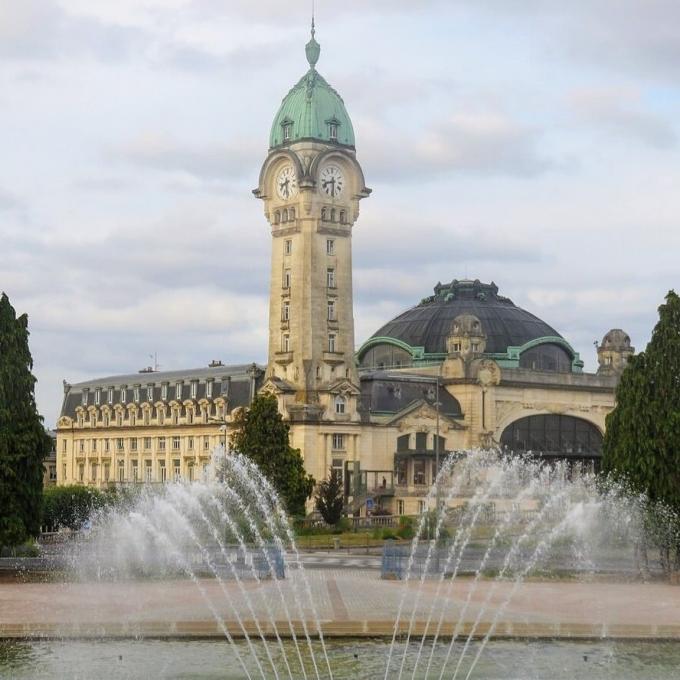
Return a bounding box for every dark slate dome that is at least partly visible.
[370,280,562,355]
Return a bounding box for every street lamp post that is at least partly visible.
[434,362,443,514]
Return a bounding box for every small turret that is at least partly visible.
[447,314,486,360]
[597,329,634,375]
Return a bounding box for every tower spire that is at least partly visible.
[305,6,320,69]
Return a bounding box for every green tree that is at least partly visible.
[314,468,344,526]
[41,485,112,531]
[0,293,51,547]
[602,290,680,508]
[232,394,315,517]
[602,291,680,573]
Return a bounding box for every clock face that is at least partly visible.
[320,165,344,198]
[276,165,298,200]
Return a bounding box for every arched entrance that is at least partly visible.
[500,414,603,470]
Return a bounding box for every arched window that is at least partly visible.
[274,210,280,224]
[519,344,572,373]
[334,395,346,414]
[359,343,412,370]
[500,414,603,467]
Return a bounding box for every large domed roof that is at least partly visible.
[370,280,562,355]
[269,24,355,149]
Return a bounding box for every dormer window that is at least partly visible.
[108,387,114,404]
[175,382,182,400]
[283,123,291,141]
[329,122,338,141]
[334,395,346,414]
[120,386,126,404]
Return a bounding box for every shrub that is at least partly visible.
[41,485,112,531]
[397,515,415,540]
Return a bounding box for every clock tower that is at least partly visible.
[254,20,370,423]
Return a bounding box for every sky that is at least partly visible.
[1,0,679,427]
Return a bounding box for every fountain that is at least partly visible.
[2,449,680,679]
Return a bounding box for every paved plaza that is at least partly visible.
[2,567,680,640]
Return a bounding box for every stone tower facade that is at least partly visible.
[254,23,370,418]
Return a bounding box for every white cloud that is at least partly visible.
[569,88,676,148]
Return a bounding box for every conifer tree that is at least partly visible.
[0,293,51,546]
[232,394,315,517]
[314,468,344,526]
[603,290,680,509]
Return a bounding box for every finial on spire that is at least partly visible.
[305,4,320,69]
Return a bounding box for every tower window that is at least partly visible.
[282,208,288,223]
[326,239,335,255]
[289,207,295,220]
[282,301,290,321]
[334,395,346,414]
[326,268,336,288]
[283,269,291,289]
[330,208,336,222]
[327,300,335,321]
[321,207,327,221]
[284,239,292,255]
[339,210,346,224]
[283,123,291,141]
[282,334,290,352]
[274,210,281,224]
[329,122,338,140]
[328,334,336,353]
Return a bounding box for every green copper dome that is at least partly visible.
[269,23,355,149]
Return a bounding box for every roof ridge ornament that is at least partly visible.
[305,11,320,69]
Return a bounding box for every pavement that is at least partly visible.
[2,567,680,640]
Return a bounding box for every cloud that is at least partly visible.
[0,0,145,62]
[359,112,553,182]
[0,187,24,212]
[110,133,261,182]
[569,88,676,148]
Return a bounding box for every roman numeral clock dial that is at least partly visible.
[320,165,344,198]
[276,165,298,200]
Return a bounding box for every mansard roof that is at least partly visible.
[60,363,264,418]
[359,371,463,418]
